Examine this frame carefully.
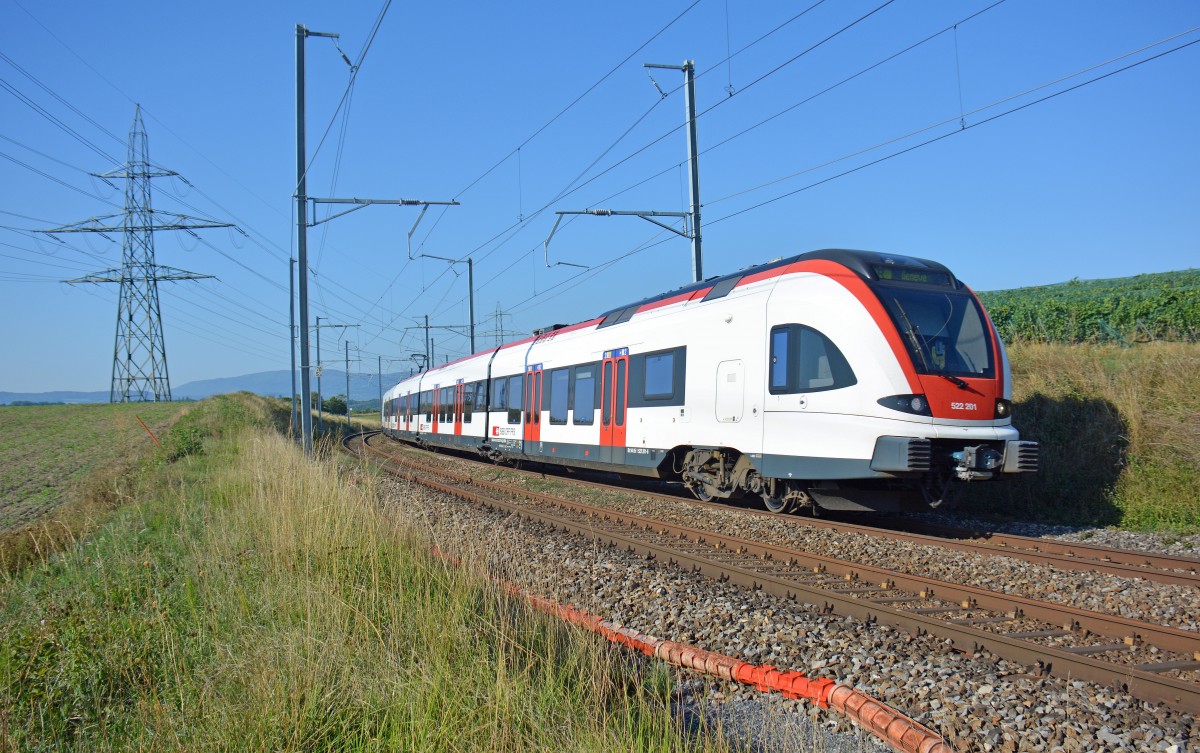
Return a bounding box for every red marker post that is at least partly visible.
[135,415,162,447]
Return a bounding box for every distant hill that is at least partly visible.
[0,390,110,405]
[1,369,410,406]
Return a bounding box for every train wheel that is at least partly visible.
[684,475,719,502]
[759,479,807,514]
[761,493,794,514]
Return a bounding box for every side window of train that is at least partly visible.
[548,368,570,424]
[463,382,473,423]
[422,390,432,421]
[769,325,857,394]
[507,374,523,424]
[628,347,687,407]
[644,353,674,399]
[572,364,597,425]
[492,377,507,411]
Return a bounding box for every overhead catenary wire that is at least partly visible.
[425,0,950,327]
[5,3,1192,391]
[707,27,1200,211]
[449,30,1200,335]
[320,0,863,351]
[297,0,392,193]
[449,1,703,202]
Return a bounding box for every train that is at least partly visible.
[380,249,1038,513]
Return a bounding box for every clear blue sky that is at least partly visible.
[2,0,1197,393]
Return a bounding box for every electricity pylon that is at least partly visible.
[42,105,230,402]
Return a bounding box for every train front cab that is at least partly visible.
[756,255,1038,510]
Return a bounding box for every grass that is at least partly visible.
[963,342,1200,532]
[0,394,726,753]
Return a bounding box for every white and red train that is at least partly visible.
[381,249,1038,512]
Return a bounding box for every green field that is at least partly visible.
[978,269,1200,343]
[0,402,180,532]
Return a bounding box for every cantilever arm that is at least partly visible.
[407,204,429,259]
[542,213,589,269]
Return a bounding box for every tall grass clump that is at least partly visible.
[963,342,1200,532]
[1,396,723,753]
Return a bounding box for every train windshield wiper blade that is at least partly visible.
[891,299,928,370]
[936,373,970,390]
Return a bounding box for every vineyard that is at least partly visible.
[978,269,1200,343]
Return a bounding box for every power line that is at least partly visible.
[451,1,702,200]
[0,149,123,207]
[0,49,126,147]
[708,28,1200,213]
[0,75,121,167]
[464,31,1200,331]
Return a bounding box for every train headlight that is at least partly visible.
[877,394,931,416]
[994,399,1012,419]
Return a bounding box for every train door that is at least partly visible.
[523,365,542,444]
[600,349,629,465]
[431,387,440,433]
[404,393,412,432]
[454,381,464,436]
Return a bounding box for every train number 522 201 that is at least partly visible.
[950,402,978,411]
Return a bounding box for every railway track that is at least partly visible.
[346,431,1200,716]
[373,433,1200,589]
[851,513,1200,587]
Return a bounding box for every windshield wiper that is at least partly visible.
[891,299,929,370]
[934,372,984,395]
[937,373,969,389]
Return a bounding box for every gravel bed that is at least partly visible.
[892,510,1200,559]
[398,449,1200,634]
[379,474,1198,753]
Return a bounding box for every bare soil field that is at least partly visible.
[0,402,179,531]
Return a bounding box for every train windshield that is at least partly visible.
[874,285,994,379]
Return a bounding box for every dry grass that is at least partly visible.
[965,342,1200,531]
[0,395,725,753]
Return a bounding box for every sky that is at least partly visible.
[1,0,1197,393]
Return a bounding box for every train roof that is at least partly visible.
[407,249,960,382]
[594,248,960,322]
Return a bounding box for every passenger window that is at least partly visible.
[492,377,507,411]
[508,374,523,424]
[475,383,487,416]
[644,352,674,399]
[769,325,856,394]
[463,383,473,423]
[573,366,596,425]
[549,369,569,424]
